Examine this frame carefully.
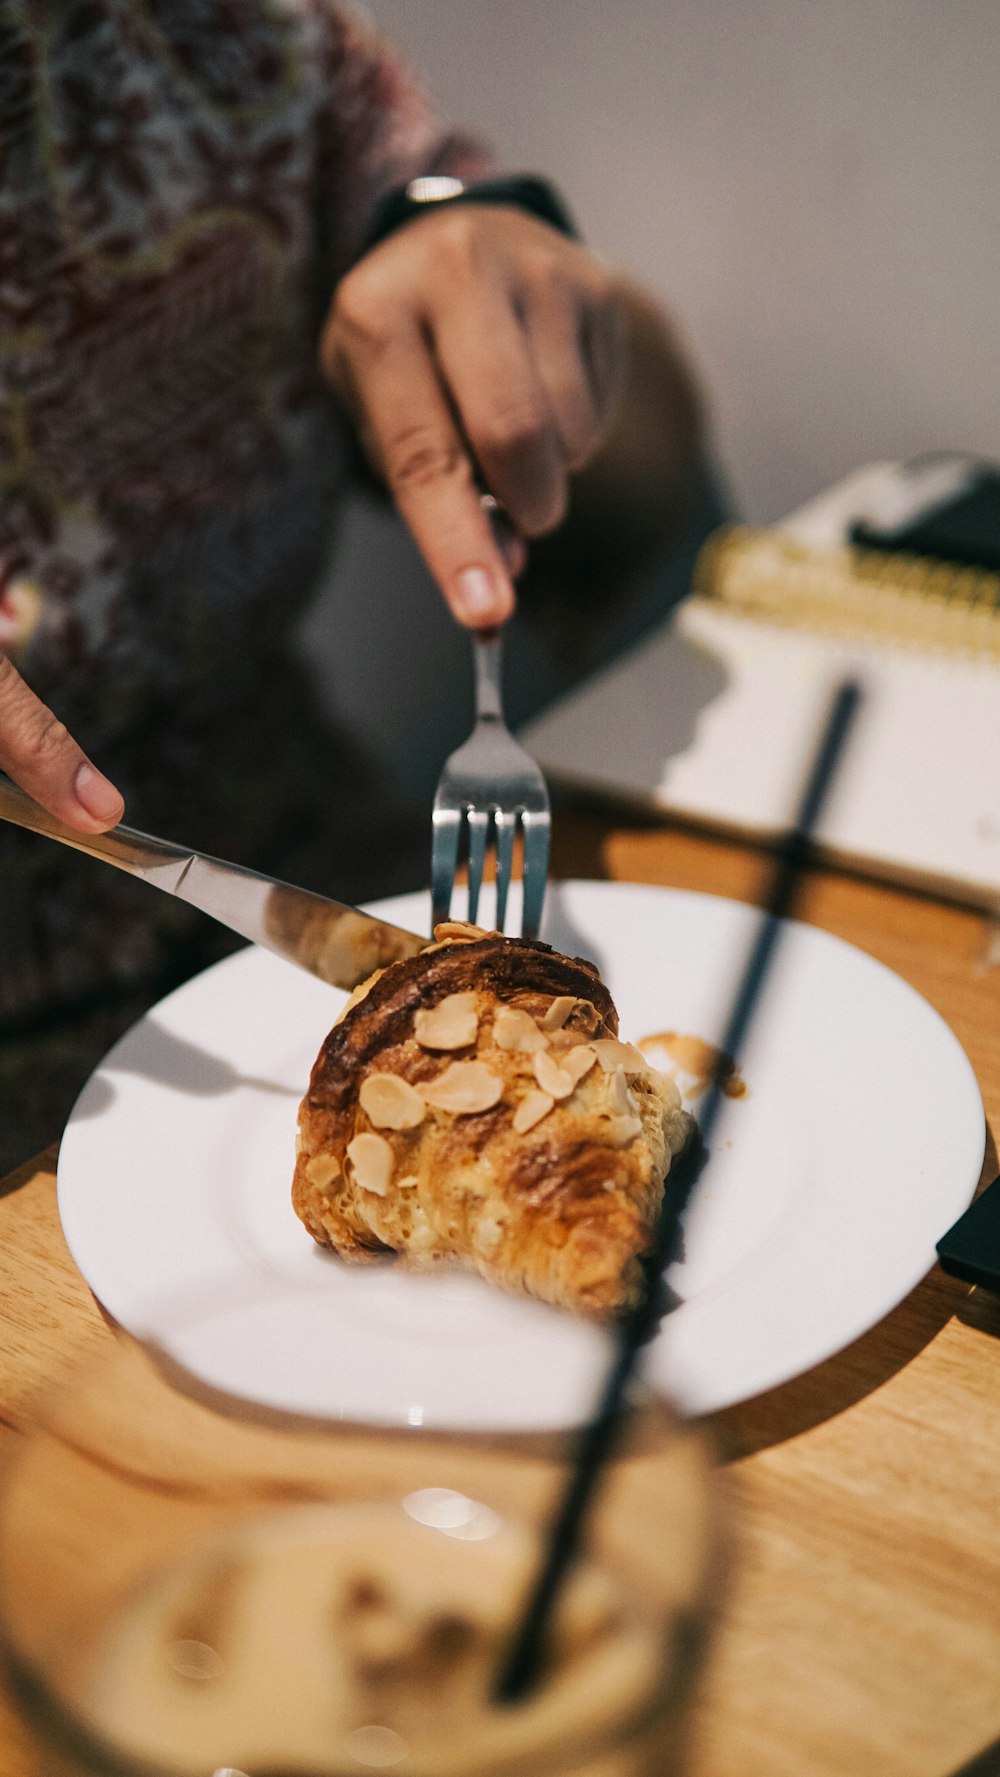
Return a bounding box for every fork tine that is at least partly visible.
[520,810,550,941]
[431,600,551,944]
[494,809,517,934]
[431,805,462,929]
[465,807,490,926]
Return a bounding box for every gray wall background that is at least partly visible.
[303,1,1000,805]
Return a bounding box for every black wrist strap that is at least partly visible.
[360,173,580,257]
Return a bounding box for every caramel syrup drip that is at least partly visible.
[638,1032,747,1101]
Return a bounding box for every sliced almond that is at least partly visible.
[414,991,479,1051]
[540,995,579,1031]
[533,1051,577,1100]
[346,1132,393,1196]
[562,1044,597,1085]
[359,1072,426,1130]
[417,1060,503,1115]
[493,1005,549,1053]
[305,1152,341,1190]
[607,1065,638,1116]
[513,1088,555,1133]
[396,1173,419,1191]
[589,1038,650,1075]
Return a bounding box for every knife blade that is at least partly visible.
[0,776,431,993]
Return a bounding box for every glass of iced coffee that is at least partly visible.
[0,1314,723,1777]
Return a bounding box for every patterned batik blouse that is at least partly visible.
[0,1,485,1047]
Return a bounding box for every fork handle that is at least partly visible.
[473,629,505,721]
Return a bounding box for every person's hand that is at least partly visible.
[320,205,627,627]
[0,652,124,832]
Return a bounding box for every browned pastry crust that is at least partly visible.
[292,926,693,1318]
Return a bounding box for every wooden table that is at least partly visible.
[1,812,999,1777]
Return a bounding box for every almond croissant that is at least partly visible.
[292,923,693,1318]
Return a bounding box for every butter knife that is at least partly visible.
[0,776,430,993]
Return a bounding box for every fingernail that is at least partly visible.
[75,762,124,822]
[454,567,510,624]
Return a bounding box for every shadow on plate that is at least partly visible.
[709,1066,998,1453]
[540,880,608,980]
[69,1017,299,1118]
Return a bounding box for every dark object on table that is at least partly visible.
[851,459,1000,573]
[936,1175,1000,1294]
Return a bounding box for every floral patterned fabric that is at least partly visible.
[0,0,487,1168]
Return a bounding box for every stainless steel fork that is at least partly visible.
[430,628,551,940]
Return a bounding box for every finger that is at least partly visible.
[479,493,528,581]
[497,523,528,579]
[0,654,124,831]
[344,325,516,627]
[430,280,568,538]
[582,285,629,427]
[518,281,603,472]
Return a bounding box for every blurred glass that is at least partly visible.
[0,1317,724,1777]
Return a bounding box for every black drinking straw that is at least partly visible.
[494,679,862,1705]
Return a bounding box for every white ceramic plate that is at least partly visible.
[57,882,984,1428]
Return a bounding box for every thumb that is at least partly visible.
[0,655,124,832]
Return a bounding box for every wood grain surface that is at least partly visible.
[1,814,999,1776]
